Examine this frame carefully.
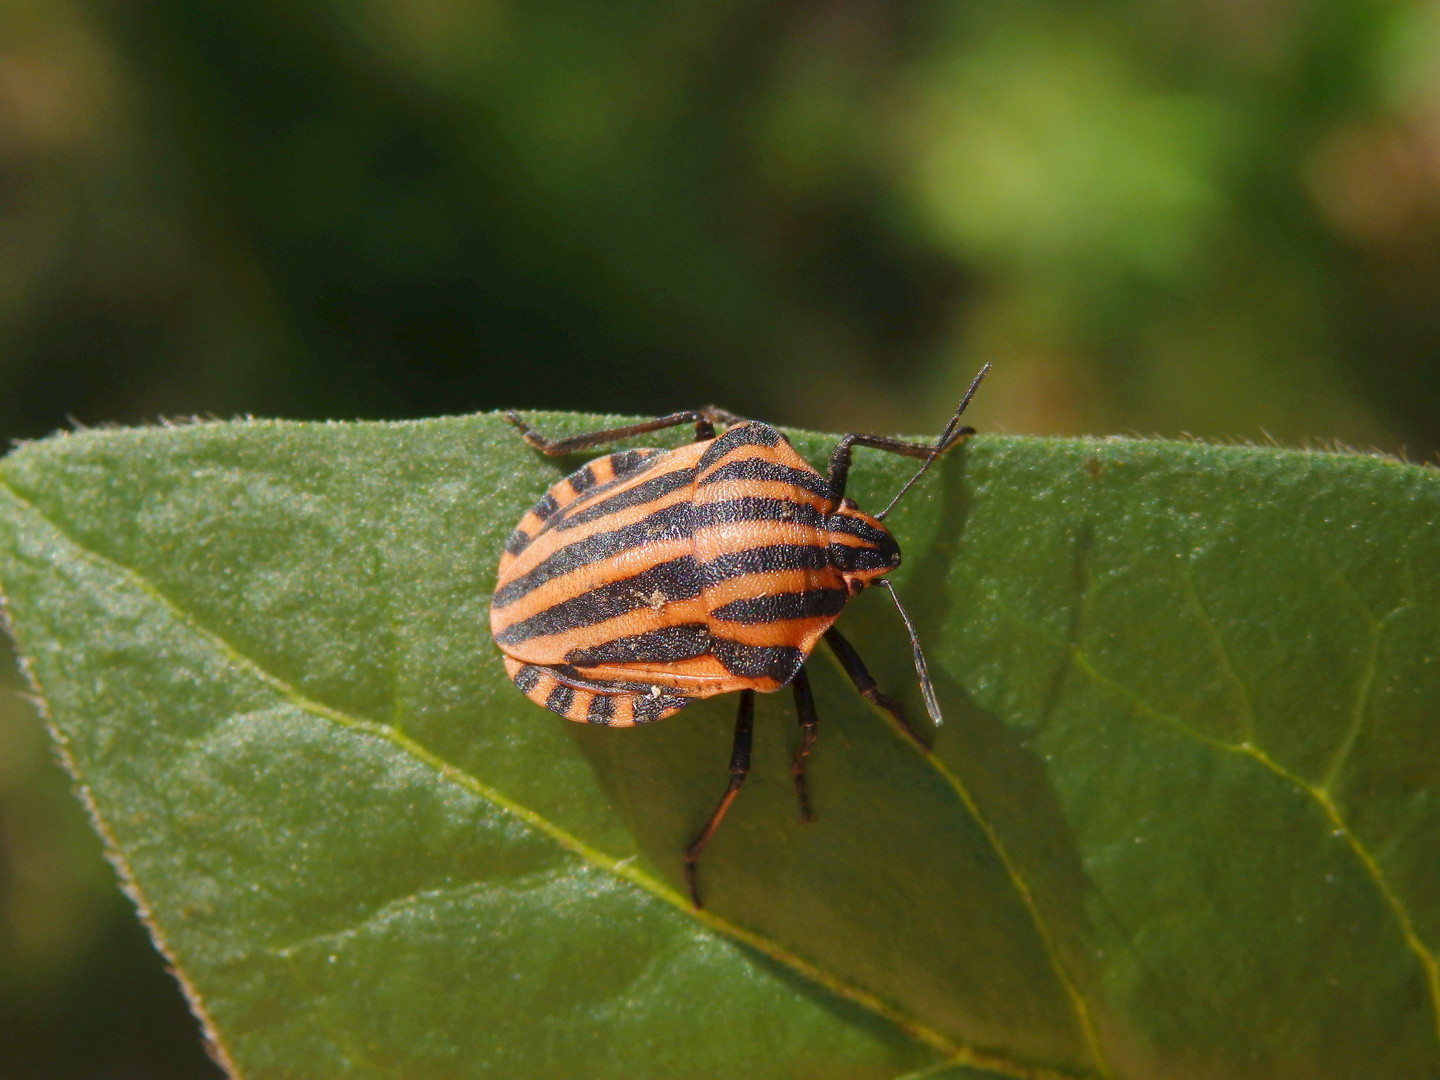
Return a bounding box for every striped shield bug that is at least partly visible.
[491,365,989,908]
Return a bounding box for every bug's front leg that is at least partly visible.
[790,667,819,823]
[823,428,975,505]
[822,365,988,504]
[684,689,755,910]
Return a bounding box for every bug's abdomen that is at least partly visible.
[491,442,710,667]
[693,422,846,690]
[491,422,851,717]
[502,657,692,727]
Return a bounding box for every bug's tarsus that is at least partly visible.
[698,405,747,428]
[790,668,819,824]
[823,628,931,753]
[504,406,743,456]
[684,689,755,910]
[875,363,990,521]
[879,580,943,727]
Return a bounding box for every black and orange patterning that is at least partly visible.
[492,368,988,907]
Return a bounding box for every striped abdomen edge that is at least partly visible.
[502,657,690,726]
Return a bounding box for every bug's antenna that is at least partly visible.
[876,363,990,522]
[879,579,942,727]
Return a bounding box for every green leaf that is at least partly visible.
[0,414,1437,1079]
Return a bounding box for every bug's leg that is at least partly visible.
[824,366,988,503]
[684,689,754,910]
[505,405,742,455]
[823,627,930,753]
[825,427,975,504]
[790,667,819,823]
[697,404,747,428]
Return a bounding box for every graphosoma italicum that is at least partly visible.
[491,365,989,908]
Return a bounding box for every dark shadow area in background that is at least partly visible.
[0,640,224,1080]
[0,894,226,1080]
[1,0,964,447]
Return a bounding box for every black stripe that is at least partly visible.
[701,543,829,582]
[831,544,895,573]
[545,684,576,714]
[698,423,782,470]
[555,467,697,531]
[609,449,660,479]
[504,528,533,556]
[711,590,847,624]
[632,691,690,723]
[586,695,616,725]
[491,502,694,607]
[692,497,826,531]
[710,639,804,684]
[513,665,541,692]
[565,624,710,665]
[533,492,560,522]
[493,557,702,643]
[826,514,891,546]
[696,458,830,499]
[568,464,597,494]
[550,460,648,518]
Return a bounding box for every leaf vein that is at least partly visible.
[971,578,1440,1050]
[0,477,1077,1080]
[837,645,1113,1079]
[1067,644,1440,1050]
[1180,569,1257,745]
[1319,609,1388,795]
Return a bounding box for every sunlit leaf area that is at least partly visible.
[2,1,1440,1077]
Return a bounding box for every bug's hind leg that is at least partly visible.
[823,627,930,753]
[505,405,743,455]
[790,667,819,823]
[684,690,754,910]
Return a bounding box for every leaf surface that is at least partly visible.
[0,414,1437,1079]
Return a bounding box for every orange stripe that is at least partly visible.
[715,617,838,649]
[495,475,696,592]
[692,520,826,552]
[695,439,817,483]
[699,568,839,612]
[697,478,829,511]
[498,597,710,666]
[561,687,594,722]
[490,536,693,629]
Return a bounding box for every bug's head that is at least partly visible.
[826,498,901,596]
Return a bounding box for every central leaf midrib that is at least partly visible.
[0,475,1085,1080]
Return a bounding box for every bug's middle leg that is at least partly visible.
[684,689,754,910]
[823,627,929,753]
[790,667,819,823]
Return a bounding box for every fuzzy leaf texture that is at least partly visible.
[0,413,1437,1080]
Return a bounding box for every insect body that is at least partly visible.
[491,366,988,907]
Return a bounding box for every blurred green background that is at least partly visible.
[4,0,1440,1075]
